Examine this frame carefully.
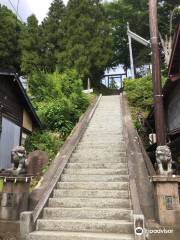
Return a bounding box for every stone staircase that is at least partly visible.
[29,96,134,240]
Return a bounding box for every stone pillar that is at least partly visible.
[152,176,180,225]
[20,211,34,240]
[0,176,32,220]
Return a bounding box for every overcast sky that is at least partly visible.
[0,0,68,22]
[0,0,110,23]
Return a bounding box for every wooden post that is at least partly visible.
[149,0,166,146]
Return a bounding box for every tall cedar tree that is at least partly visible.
[41,0,65,72]
[0,5,22,72]
[58,0,113,87]
[20,15,42,75]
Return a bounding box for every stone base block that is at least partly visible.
[152,176,180,226]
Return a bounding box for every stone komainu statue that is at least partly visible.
[156,145,173,176]
[11,147,48,176]
[11,146,28,176]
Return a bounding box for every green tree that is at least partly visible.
[40,0,65,72]
[58,0,113,87]
[105,0,179,71]
[158,0,180,36]
[0,4,22,72]
[104,0,150,70]
[28,71,56,102]
[20,15,42,75]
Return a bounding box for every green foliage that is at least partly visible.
[124,75,166,134]
[19,15,42,74]
[38,99,74,137]
[0,4,22,71]
[55,69,84,97]
[28,69,89,138]
[124,75,153,137]
[104,0,180,70]
[25,69,91,166]
[40,0,65,72]
[28,71,57,102]
[158,0,180,36]
[57,0,113,86]
[124,75,153,115]
[1,0,178,81]
[104,0,150,69]
[25,131,62,161]
[0,179,3,192]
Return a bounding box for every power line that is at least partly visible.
[8,0,23,22]
[16,0,20,17]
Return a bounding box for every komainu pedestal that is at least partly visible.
[0,176,32,220]
[152,176,180,225]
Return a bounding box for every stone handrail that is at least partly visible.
[137,136,156,177]
[121,93,155,239]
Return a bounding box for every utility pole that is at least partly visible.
[149,0,166,146]
[127,23,135,79]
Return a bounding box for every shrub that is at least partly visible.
[124,74,166,142]
[38,99,74,138]
[124,75,166,119]
[70,92,89,115]
[25,131,63,161]
[124,75,154,144]
[28,71,57,103]
[29,70,90,138]
[25,69,91,163]
[124,75,153,117]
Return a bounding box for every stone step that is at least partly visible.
[60,174,129,182]
[83,127,122,130]
[69,158,127,163]
[67,162,127,169]
[48,198,131,209]
[64,168,128,175]
[53,189,129,199]
[79,139,125,145]
[29,231,134,240]
[43,208,132,221]
[36,219,133,234]
[71,152,126,159]
[82,129,123,132]
[87,125,122,128]
[76,145,125,150]
[79,140,125,145]
[82,134,124,139]
[75,147,125,152]
[74,148,126,152]
[85,127,122,129]
[82,133,123,137]
[57,182,129,190]
[28,96,134,239]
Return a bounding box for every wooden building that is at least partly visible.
[163,23,180,138]
[0,72,41,169]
